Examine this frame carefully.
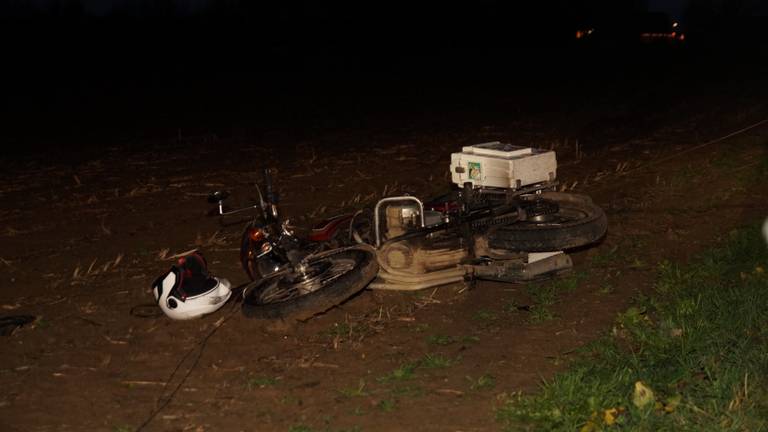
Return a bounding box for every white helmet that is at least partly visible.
[152,252,232,320]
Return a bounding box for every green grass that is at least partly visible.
[597,283,615,295]
[525,272,586,323]
[377,353,460,383]
[390,384,425,397]
[473,309,498,323]
[420,353,456,369]
[426,334,456,346]
[325,322,352,337]
[427,334,480,345]
[460,335,481,344]
[590,246,622,267]
[502,299,523,314]
[245,376,278,390]
[280,394,302,406]
[468,374,496,391]
[527,306,556,323]
[497,224,768,431]
[377,362,419,383]
[324,321,373,341]
[527,271,584,304]
[338,379,369,398]
[410,323,430,333]
[377,398,397,412]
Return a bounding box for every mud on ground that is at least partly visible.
[1,83,768,432]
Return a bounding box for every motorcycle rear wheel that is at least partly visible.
[242,245,378,321]
[487,192,607,252]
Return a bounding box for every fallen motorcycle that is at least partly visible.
[208,168,378,321]
[209,142,607,320]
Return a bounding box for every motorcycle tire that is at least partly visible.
[242,245,379,321]
[487,192,607,252]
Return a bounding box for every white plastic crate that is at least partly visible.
[450,142,557,189]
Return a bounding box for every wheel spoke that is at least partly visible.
[254,257,356,305]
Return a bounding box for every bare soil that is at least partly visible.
[1,85,768,432]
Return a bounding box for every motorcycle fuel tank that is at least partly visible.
[450,142,557,190]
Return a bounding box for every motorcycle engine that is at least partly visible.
[384,203,421,239]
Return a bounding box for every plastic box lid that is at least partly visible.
[461,142,535,158]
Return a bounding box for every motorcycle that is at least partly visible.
[209,143,607,320]
[209,168,378,321]
[366,185,605,291]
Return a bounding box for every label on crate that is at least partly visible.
[468,162,482,180]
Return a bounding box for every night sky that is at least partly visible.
[27,0,693,17]
[3,0,767,152]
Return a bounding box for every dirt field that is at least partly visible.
[2,71,768,431]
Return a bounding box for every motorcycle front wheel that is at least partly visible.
[487,192,607,252]
[242,245,378,321]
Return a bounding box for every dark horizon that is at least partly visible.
[2,0,767,158]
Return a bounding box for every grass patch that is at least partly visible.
[473,309,498,323]
[590,246,622,267]
[426,334,456,346]
[245,376,278,390]
[411,323,430,333]
[527,306,556,323]
[324,322,352,338]
[502,299,523,314]
[468,374,496,391]
[525,272,586,323]
[497,224,768,431]
[427,333,480,346]
[323,321,374,342]
[527,271,584,305]
[378,362,419,383]
[460,335,481,344]
[391,384,425,397]
[597,283,615,295]
[420,353,456,369]
[338,379,368,398]
[378,353,460,383]
[377,398,397,412]
[280,394,302,406]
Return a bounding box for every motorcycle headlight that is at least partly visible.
[249,228,266,242]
